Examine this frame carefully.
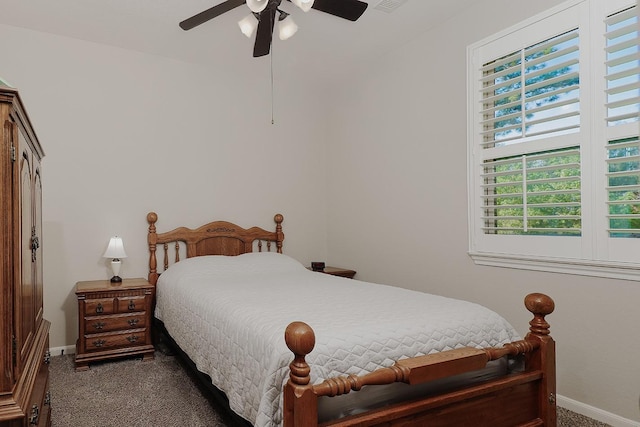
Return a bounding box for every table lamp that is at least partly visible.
[103,236,127,283]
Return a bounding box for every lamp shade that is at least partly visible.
[246,0,268,13]
[103,236,127,259]
[238,14,258,38]
[292,0,314,12]
[279,16,298,40]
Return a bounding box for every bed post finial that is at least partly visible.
[147,212,159,285]
[147,211,158,225]
[285,321,315,385]
[274,214,284,253]
[284,322,317,427]
[525,293,554,336]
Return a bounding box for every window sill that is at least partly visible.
[469,252,640,281]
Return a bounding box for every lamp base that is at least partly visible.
[109,259,123,284]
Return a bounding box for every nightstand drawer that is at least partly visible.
[84,298,116,315]
[84,330,147,351]
[85,313,147,333]
[117,295,146,313]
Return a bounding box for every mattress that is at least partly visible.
[154,252,521,427]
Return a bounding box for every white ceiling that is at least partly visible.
[0,0,473,83]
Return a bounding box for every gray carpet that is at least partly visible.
[49,352,610,426]
[50,352,233,426]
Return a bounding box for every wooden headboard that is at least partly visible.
[146,212,284,285]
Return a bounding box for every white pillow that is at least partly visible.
[236,251,306,272]
[159,252,305,282]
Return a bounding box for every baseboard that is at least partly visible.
[49,345,76,357]
[558,394,640,427]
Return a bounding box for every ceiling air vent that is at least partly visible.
[374,0,408,13]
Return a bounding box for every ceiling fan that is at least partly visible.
[179,0,369,57]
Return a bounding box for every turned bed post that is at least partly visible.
[524,293,556,426]
[284,322,317,427]
[274,213,284,254]
[147,212,159,285]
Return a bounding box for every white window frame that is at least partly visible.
[467,0,640,281]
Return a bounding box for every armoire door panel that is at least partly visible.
[19,144,34,364]
[0,118,15,392]
[33,168,43,326]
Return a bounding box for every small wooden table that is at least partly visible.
[74,278,155,371]
[309,266,357,279]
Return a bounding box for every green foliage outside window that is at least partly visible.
[608,137,640,237]
[486,148,581,235]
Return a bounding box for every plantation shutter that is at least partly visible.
[478,28,582,236]
[605,5,640,126]
[482,148,581,235]
[605,5,640,238]
[479,29,580,147]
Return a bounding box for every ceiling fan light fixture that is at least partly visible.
[238,14,258,38]
[292,0,315,12]
[278,15,298,40]
[179,0,368,57]
[246,0,268,13]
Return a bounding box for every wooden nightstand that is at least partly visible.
[74,278,155,371]
[309,266,357,279]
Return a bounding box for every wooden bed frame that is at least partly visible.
[147,212,557,427]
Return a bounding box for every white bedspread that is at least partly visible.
[155,253,520,427]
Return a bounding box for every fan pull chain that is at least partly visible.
[270,42,275,125]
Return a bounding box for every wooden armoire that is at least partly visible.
[0,86,51,426]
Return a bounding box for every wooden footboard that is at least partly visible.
[284,293,556,427]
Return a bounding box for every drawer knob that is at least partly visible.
[93,339,106,348]
[128,318,139,327]
[95,303,104,314]
[29,404,39,425]
[128,300,136,311]
[126,335,139,343]
[92,321,106,330]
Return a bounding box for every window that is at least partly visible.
[468,0,639,280]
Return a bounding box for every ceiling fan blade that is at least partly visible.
[310,0,368,21]
[179,0,246,30]
[253,8,276,57]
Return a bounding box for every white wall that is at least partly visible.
[2,0,640,423]
[325,0,640,424]
[0,24,329,351]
